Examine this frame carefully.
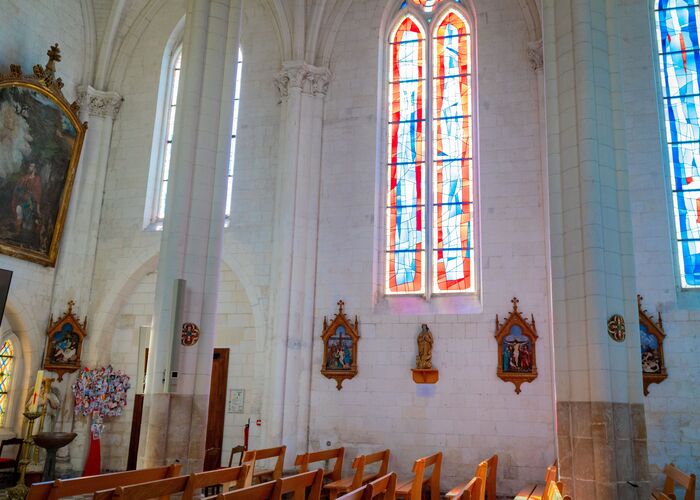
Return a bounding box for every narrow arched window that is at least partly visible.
[148,45,243,227]
[386,1,476,295]
[0,340,15,426]
[654,1,700,287]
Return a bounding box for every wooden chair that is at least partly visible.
[446,460,488,500]
[228,445,247,468]
[184,465,251,499]
[295,447,345,483]
[27,464,182,500]
[363,472,397,500]
[515,462,557,500]
[652,463,696,500]
[447,477,482,500]
[242,445,286,484]
[396,452,442,500]
[276,469,324,500]
[93,475,189,500]
[217,481,277,500]
[0,438,23,474]
[324,450,391,500]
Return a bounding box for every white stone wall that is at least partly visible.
[0,0,85,436]
[311,0,553,495]
[619,0,700,487]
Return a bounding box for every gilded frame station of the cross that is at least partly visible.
[638,295,668,396]
[321,300,359,390]
[495,297,538,394]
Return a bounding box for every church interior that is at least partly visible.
[0,0,698,499]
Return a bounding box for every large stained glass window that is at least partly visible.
[656,1,700,287]
[387,5,475,294]
[0,340,14,426]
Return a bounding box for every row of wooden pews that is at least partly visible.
[25,444,571,500]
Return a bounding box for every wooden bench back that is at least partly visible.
[184,465,251,498]
[404,452,441,500]
[277,469,324,500]
[484,455,497,500]
[242,446,286,481]
[661,463,696,500]
[94,475,190,500]
[363,473,397,500]
[350,450,390,490]
[336,486,368,500]
[450,477,482,500]
[27,464,182,500]
[217,481,277,500]
[472,461,488,500]
[543,480,565,500]
[294,447,344,481]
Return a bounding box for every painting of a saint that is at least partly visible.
[502,325,533,373]
[0,86,77,261]
[325,326,353,371]
[640,323,662,374]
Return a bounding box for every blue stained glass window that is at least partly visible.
[656,0,700,286]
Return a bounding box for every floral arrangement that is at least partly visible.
[72,365,130,437]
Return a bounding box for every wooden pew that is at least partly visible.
[27,464,182,500]
[324,450,391,500]
[515,462,557,500]
[542,480,570,500]
[336,486,368,500]
[184,465,252,498]
[447,477,482,500]
[363,472,397,500]
[277,469,324,500]
[295,447,345,483]
[217,469,324,500]
[217,481,277,500]
[242,446,286,484]
[396,452,442,500]
[652,463,696,500]
[93,475,189,500]
[446,460,488,500]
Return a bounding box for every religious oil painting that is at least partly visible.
[321,300,359,390]
[0,45,87,266]
[495,297,538,394]
[43,300,87,381]
[638,295,668,395]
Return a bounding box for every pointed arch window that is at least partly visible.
[386,3,475,295]
[0,340,15,426]
[148,46,243,227]
[654,1,700,287]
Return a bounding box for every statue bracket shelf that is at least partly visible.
[411,368,439,384]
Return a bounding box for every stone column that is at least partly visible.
[48,85,122,473]
[264,61,330,463]
[543,0,649,498]
[140,0,241,472]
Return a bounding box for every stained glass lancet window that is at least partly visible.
[0,340,14,426]
[387,17,426,293]
[655,1,700,287]
[433,11,473,292]
[386,5,475,295]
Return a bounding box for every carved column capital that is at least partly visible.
[77,85,123,118]
[275,61,332,98]
[527,39,543,72]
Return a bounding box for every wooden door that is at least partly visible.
[203,348,229,471]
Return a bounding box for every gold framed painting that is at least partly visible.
[495,297,538,394]
[0,45,87,266]
[321,300,359,390]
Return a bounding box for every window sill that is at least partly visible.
[374,292,482,315]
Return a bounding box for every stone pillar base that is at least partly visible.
[557,401,650,499]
